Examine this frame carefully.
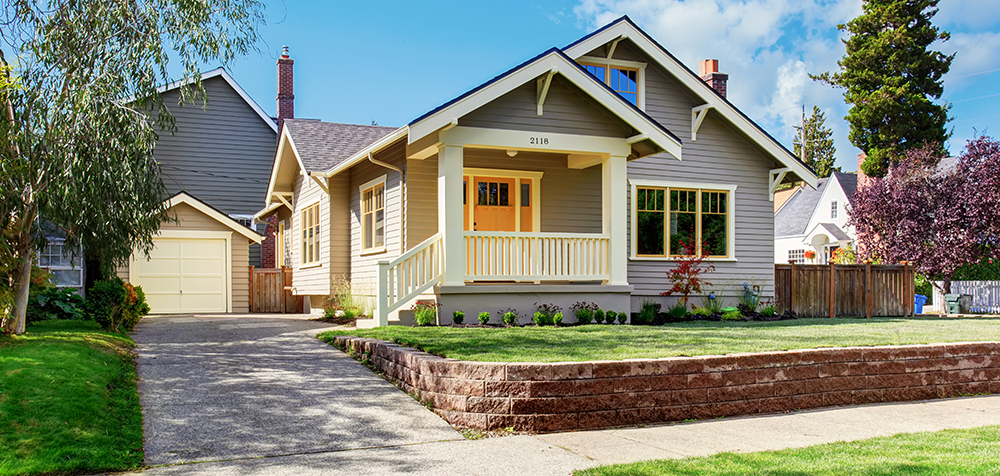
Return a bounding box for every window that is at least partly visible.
[38,242,83,290]
[831,200,838,219]
[361,181,385,252]
[477,180,509,206]
[300,203,320,265]
[631,181,736,260]
[788,249,806,264]
[579,58,645,108]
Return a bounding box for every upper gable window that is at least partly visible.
[578,58,646,109]
[831,201,838,219]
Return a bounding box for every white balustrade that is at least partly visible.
[464,232,610,281]
[375,233,443,326]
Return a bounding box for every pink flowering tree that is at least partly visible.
[849,137,1000,293]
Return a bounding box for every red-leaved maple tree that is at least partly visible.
[661,238,715,307]
[850,137,1000,293]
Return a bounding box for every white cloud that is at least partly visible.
[574,0,863,170]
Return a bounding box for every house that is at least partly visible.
[107,66,287,313]
[257,16,817,325]
[774,170,858,264]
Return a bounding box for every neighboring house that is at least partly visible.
[774,171,858,264]
[258,16,816,325]
[109,67,283,313]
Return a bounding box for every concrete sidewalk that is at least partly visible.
[139,395,1000,475]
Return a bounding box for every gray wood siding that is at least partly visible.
[463,149,602,234]
[460,76,634,138]
[602,40,777,298]
[348,141,406,293]
[290,174,331,296]
[156,76,277,216]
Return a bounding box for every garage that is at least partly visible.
[124,192,263,314]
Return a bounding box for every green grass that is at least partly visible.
[575,425,1000,475]
[318,317,1000,362]
[0,320,143,475]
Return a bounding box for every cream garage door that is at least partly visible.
[137,238,228,313]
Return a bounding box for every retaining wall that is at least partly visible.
[331,336,999,433]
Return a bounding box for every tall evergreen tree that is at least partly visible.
[813,0,953,178]
[793,105,839,178]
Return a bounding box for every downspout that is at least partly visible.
[368,152,406,252]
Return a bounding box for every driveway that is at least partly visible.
[133,314,462,465]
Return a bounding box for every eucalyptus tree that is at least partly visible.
[0,0,264,334]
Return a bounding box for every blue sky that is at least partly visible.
[219,0,1000,172]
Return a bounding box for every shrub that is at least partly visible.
[604,310,616,324]
[616,311,627,324]
[594,309,605,324]
[500,308,521,326]
[759,305,777,317]
[27,286,84,322]
[328,276,375,318]
[660,238,715,307]
[667,303,688,320]
[634,298,660,326]
[571,301,598,325]
[412,301,441,326]
[691,307,712,317]
[553,312,563,326]
[453,310,465,325]
[533,302,560,326]
[478,311,491,325]
[722,309,742,321]
[342,307,362,319]
[84,278,149,333]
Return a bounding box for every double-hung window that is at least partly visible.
[631,181,736,260]
[300,203,320,265]
[361,178,386,253]
[39,241,83,291]
[579,58,645,108]
[831,200,838,219]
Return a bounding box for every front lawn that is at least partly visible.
[576,425,1000,476]
[0,320,143,476]
[318,317,1000,362]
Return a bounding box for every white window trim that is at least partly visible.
[299,201,322,267]
[359,175,388,255]
[577,56,647,110]
[831,200,839,219]
[628,179,738,262]
[39,240,84,289]
[463,167,543,233]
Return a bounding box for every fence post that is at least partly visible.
[829,261,836,319]
[789,260,796,314]
[249,266,254,313]
[865,261,872,319]
[903,261,913,316]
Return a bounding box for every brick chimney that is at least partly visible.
[699,59,729,98]
[857,152,868,187]
[276,45,294,132]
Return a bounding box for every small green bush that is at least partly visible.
[453,310,465,325]
[342,307,362,319]
[501,308,521,326]
[533,303,560,326]
[667,303,688,319]
[27,286,84,322]
[553,312,563,326]
[594,309,605,324]
[478,311,491,325]
[533,311,553,326]
[616,311,627,324]
[691,307,712,316]
[760,305,777,317]
[604,310,616,324]
[722,310,742,321]
[634,298,660,326]
[572,301,599,325]
[83,278,149,333]
[412,301,440,326]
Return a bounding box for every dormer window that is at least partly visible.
[578,57,646,109]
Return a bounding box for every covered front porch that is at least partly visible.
[371,126,652,326]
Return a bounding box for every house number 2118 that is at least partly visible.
[529,137,549,145]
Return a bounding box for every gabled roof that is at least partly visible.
[283,119,398,173]
[158,68,278,134]
[805,222,852,242]
[166,192,264,243]
[775,177,830,237]
[834,172,858,206]
[563,16,817,187]
[407,48,682,161]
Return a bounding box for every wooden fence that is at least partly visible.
[249,267,302,313]
[775,263,915,318]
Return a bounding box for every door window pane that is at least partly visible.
[498,183,509,206]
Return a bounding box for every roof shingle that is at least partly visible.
[284,119,397,173]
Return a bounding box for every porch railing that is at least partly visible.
[464,232,610,281]
[375,233,443,326]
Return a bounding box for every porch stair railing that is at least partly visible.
[375,233,443,326]
[465,232,610,281]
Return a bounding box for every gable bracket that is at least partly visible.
[310,174,329,195]
[691,104,713,142]
[272,192,293,210]
[769,168,792,201]
[536,70,557,116]
[607,35,624,59]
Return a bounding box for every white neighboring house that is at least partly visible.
[774,171,858,264]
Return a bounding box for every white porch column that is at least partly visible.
[439,145,466,286]
[603,155,628,285]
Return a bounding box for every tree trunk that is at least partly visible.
[7,203,36,335]
[943,275,952,295]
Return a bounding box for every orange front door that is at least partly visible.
[473,177,516,232]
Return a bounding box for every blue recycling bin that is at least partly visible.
[914,294,927,314]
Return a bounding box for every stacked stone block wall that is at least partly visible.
[332,336,999,433]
